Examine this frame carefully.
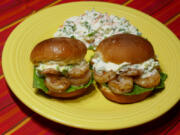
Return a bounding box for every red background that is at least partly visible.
[0,0,179,134]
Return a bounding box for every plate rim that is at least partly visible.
[2,1,180,130]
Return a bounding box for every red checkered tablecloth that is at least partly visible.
[0,0,180,134]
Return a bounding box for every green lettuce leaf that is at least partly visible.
[124,84,154,95]
[66,75,93,93]
[33,68,93,93]
[33,68,48,93]
[155,72,167,89]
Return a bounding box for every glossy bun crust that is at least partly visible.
[30,37,87,64]
[99,84,152,104]
[97,34,155,64]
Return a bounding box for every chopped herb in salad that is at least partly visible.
[54,9,141,49]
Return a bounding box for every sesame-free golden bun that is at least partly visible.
[30,37,87,64]
[97,34,155,64]
[98,84,152,104]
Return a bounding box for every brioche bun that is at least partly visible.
[30,37,87,64]
[98,84,152,104]
[97,34,155,64]
[95,34,155,103]
[47,87,89,98]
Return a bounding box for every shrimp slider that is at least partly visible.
[91,34,167,103]
[31,37,93,98]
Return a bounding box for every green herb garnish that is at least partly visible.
[93,13,97,16]
[118,28,125,32]
[71,25,76,31]
[70,35,75,39]
[88,45,95,50]
[63,27,66,32]
[100,20,104,23]
[88,31,97,37]
[84,21,91,31]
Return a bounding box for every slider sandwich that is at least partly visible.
[30,37,93,98]
[91,34,167,103]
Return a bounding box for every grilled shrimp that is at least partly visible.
[68,61,89,78]
[120,68,142,76]
[134,69,160,88]
[108,76,133,94]
[94,71,116,83]
[70,71,91,86]
[45,75,71,93]
[40,68,60,75]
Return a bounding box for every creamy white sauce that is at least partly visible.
[54,9,141,49]
[36,60,70,72]
[141,69,157,78]
[36,63,72,72]
[36,60,86,73]
[92,57,159,78]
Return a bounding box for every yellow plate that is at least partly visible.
[2,2,180,130]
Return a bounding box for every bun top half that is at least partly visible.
[97,34,155,64]
[30,37,87,64]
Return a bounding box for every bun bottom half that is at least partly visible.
[98,84,152,104]
[46,87,89,98]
